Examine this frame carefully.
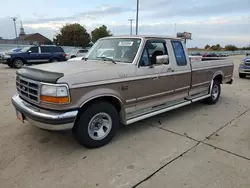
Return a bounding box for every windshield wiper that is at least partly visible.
[96,56,116,64]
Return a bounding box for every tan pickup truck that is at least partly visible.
[11,35,234,148]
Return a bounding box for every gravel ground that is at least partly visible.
[0,55,250,188]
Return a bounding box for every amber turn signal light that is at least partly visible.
[40,95,70,104]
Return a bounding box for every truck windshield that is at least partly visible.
[86,38,142,63]
[20,46,31,52]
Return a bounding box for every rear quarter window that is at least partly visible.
[171,41,187,66]
[51,47,64,53]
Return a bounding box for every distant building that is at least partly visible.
[0,21,52,45]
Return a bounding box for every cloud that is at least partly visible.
[24,5,134,24]
[142,0,250,18]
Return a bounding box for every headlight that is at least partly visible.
[40,84,70,104]
[4,55,11,58]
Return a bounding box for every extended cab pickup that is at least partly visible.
[11,35,234,148]
[0,45,67,68]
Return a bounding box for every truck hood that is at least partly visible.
[29,60,114,75]
[16,60,131,84]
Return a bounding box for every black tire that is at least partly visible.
[51,58,59,62]
[13,58,24,69]
[72,101,119,148]
[204,80,221,105]
[7,62,14,68]
[71,55,76,58]
[239,73,246,78]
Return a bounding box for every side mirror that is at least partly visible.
[156,55,169,65]
[27,50,32,53]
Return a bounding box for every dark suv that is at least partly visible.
[0,45,67,68]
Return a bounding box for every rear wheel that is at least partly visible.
[204,80,221,105]
[51,58,59,62]
[13,58,24,68]
[239,73,246,78]
[72,101,119,148]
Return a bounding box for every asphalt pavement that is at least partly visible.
[0,55,249,188]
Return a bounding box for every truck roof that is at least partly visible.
[103,35,183,41]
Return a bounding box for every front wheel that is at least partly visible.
[204,80,221,105]
[239,73,246,78]
[13,58,24,68]
[73,101,119,148]
[7,62,14,68]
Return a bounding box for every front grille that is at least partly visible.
[16,76,40,103]
[245,62,250,66]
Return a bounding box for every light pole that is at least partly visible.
[174,23,177,36]
[128,19,134,35]
[11,17,18,47]
[135,0,139,35]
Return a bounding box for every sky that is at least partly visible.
[0,0,249,48]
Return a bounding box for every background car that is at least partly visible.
[69,49,89,58]
[67,48,114,62]
[239,55,250,78]
[0,45,67,68]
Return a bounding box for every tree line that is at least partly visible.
[52,23,112,47]
[204,44,250,51]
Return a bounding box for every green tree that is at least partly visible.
[242,45,250,50]
[44,40,53,45]
[215,44,221,50]
[91,25,112,43]
[53,23,90,47]
[204,44,210,49]
[210,44,221,51]
[225,44,238,51]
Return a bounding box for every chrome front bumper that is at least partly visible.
[11,94,78,131]
[239,69,250,74]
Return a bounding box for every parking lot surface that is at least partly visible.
[0,55,250,188]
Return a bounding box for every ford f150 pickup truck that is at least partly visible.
[11,35,234,148]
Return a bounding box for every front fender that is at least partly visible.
[78,87,125,108]
[76,87,126,124]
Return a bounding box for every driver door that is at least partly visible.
[134,39,175,114]
[26,46,40,64]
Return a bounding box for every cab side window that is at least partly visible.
[29,47,38,53]
[139,40,168,67]
[171,41,187,66]
[41,46,51,53]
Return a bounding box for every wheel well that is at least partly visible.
[74,96,123,127]
[12,57,25,63]
[78,96,122,115]
[213,74,223,84]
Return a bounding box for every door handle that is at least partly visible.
[172,75,176,80]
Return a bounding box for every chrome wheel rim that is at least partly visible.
[212,85,219,100]
[88,113,112,140]
[15,60,23,68]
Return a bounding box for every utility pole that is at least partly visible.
[11,17,18,47]
[74,24,76,47]
[135,0,139,35]
[174,23,177,36]
[128,19,134,35]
